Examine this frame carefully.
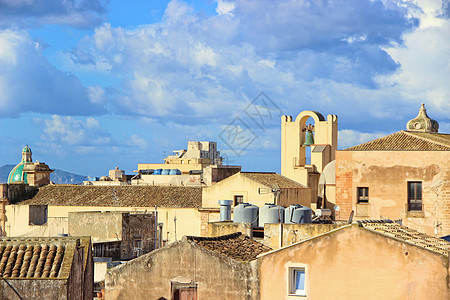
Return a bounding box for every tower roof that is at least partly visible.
[406,103,439,133]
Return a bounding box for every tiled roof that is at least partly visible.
[344,131,450,151]
[186,232,272,261]
[359,220,450,256]
[240,172,307,189]
[0,236,90,279]
[18,185,202,208]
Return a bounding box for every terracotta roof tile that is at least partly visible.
[344,131,450,151]
[240,172,307,189]
[0,237,90,279]
[359,220,450,256]
[186,232,272,261]
[19,185,202,208]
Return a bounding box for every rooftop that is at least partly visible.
[240,172,308,189]
[344,131,450,151]
[18,185,202,208]
[0,236,90,279]
[359,220,450,256]
[185,232,272,261]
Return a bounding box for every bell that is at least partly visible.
[303,131,314,146]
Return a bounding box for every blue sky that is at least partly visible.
[1,0,450,176]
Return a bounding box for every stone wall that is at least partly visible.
[121,212,156,260]
[207,221,253,238]
[0,279,68,300]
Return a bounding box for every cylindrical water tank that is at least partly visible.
[285,205,313,224]
[161,169,170,175]
[233,203,259,228]
[259,203,285,227]
[153,169,162,175]
[169,169,181,175]
[218,200,232,221]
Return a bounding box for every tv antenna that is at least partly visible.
[258,184,281,205]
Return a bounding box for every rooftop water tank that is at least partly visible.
[161,169,170,175]
[233,203,259,228]
[285,204,312,224]
[153,169,162,175]
[218,200,232,221]
[169,169,182,175]
[259,203,285,227]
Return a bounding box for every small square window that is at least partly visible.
[357,187,369,203]
[289,267,306,296]
[234,195,244,206]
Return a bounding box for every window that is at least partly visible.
[357,187,369,203]
[234,195,244,206]
[289,267,306,296]
[408,182,422,211]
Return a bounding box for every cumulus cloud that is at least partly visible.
[0,30,105,117]
[64,0,425,129]
[40,115,112,146]
[0,0,109,29]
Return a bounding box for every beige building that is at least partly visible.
[281,111,338,208]
[137,141,225,174]
[335,104,450,235]
[105,232,270,300]
[258,221,450,300]
[5,185,203,245]
[202,172,312,209]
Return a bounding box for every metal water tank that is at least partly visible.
[153,169,162,175]
[218,200,232,221]
[233,203,259,227]
[285,205,312,224]
[169,169,181,175]
[259,203,285,227]
[161,169,170,175]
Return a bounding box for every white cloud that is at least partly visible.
[338,129,390,149]
[129,134,148,149]
[0,29,105,117]
[40,115,112,146]
[216,1,235,16]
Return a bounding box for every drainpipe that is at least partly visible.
[279,223,283,248]
[154,206,158,250]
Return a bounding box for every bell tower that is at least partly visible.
[281,110,338,208]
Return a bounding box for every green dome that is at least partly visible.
[22,145,32,153]
[7,163,28,184]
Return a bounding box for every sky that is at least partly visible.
[1,0,450,177]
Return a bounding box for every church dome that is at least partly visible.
[406,103,439,133]
[7,163,28,184]
[8,145,33,184]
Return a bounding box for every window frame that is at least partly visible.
[357,187,369,204]
[287,264,307,297]
[407,181,422,211]
[234,195,244,206]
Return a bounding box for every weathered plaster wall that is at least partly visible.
[335,151,450,235]
[106,241,258,300]
[69,211,124,241]
[0,279,68,300]
[207,221,253,238]
[263,223,343,249]
[121,213,156,259]
[258,225,450,300]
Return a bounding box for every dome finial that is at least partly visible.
[406,103,439,133]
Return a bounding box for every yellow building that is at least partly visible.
[281,111,338,208]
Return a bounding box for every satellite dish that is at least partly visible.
[334,205,340,211]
